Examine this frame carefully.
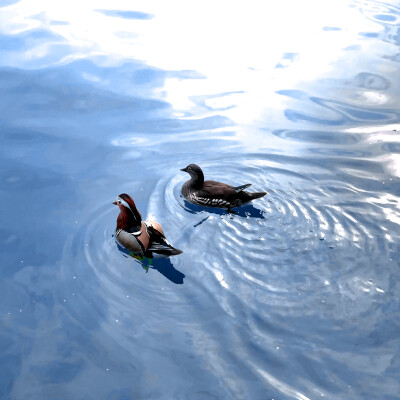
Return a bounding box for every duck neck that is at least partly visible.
[190,171,204,188]
[117,208,142,232]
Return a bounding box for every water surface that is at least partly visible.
[1,1,400,399]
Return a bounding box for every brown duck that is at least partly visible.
[181,164,267,210]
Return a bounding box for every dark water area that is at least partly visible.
[1,1,400,399]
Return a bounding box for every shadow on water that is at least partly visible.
[116,242,185,285]
[182,199,266,220]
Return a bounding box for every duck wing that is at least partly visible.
[233,183,252,192]
[200,180,251,198]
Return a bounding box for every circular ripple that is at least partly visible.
[59,141,398,326]
[57,197,190,345]
[139,150,396,317]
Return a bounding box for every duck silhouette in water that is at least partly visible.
[181,164,267,210]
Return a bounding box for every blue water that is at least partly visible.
[1,1,400,399]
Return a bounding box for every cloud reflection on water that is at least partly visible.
[2,0,400,131]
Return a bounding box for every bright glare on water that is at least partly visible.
[1,1,400,399]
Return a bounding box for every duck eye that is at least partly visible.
[188,167,192,171]
[118,200,121,204]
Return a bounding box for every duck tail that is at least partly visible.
[147,225,183,256]
[239,190,267,204]
[147,242,183,256]
[249,191,267,200]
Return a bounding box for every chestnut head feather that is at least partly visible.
[113,193,142,230]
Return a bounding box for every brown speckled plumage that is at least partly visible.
[181,164,267,209]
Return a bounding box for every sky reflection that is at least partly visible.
[1,0,399,131]
[1,2,400,399]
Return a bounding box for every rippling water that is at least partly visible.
[1,1,400,399]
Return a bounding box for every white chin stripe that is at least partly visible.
[117,197,134,213]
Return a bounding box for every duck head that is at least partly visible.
[181,164,204,186]
[113,193,142,231]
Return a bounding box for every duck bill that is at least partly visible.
[180,167,188,172]
[112,200,118,205]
